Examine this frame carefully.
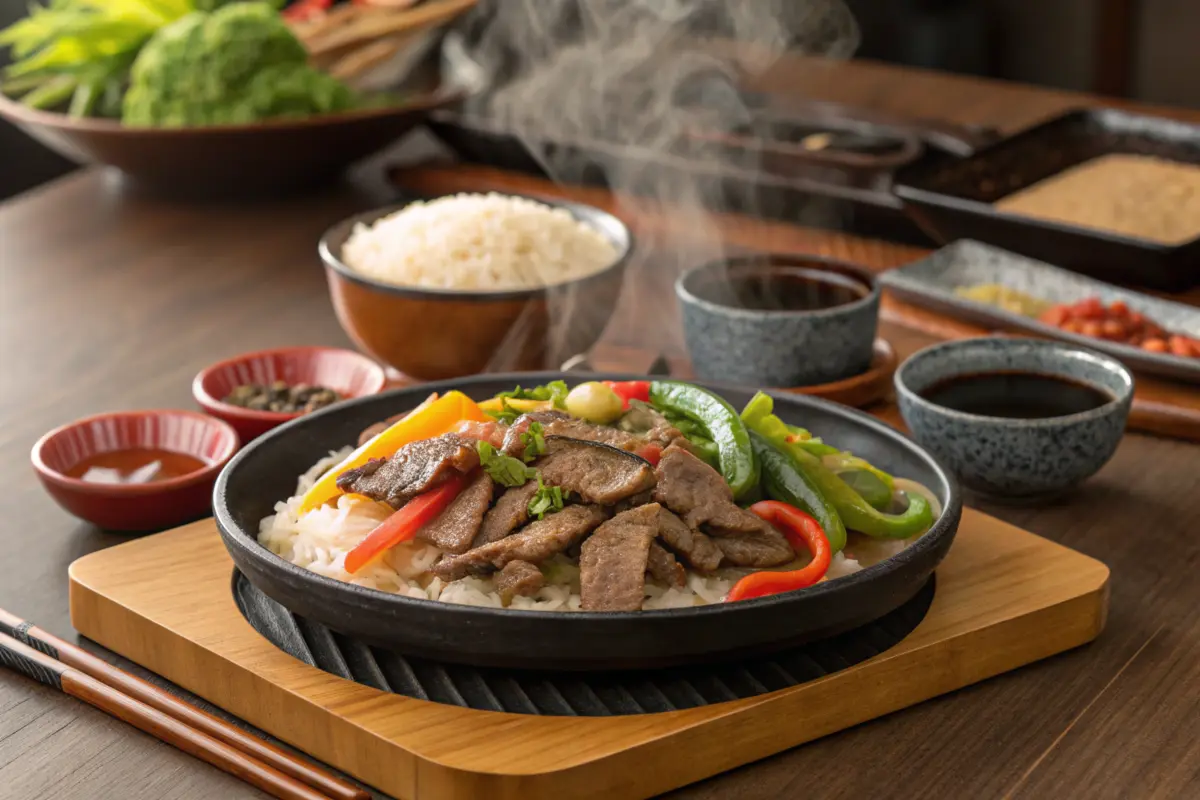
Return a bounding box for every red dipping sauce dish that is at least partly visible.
[31,410,239,531]
[192,346,387,442]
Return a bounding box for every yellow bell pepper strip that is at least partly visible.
[478,397,555,415]
[298,391,488,513]
[480,381,570,422]
[344,474,469,574]
[725,501,832,602]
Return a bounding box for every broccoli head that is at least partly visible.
[122,2,355,127]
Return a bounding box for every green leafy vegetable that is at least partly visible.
[519,421,547,462]
[0,0,194,117]
[527,475,566,520]
[121,3,354,127]
[476,442,536,488]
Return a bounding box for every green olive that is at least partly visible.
[565,381,623,424]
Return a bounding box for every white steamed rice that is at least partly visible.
[339,192,618,291]
[258,453,919,610]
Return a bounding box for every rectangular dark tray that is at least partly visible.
[880,240,1200,384]
[894,108,1200,292]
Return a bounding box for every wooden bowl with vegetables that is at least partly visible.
[0,0,471,197]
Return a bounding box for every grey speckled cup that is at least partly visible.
[895,337,1134,500]
[677,255,880,387]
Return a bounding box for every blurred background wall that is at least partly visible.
[1,0,1197,200]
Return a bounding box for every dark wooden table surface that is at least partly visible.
[2,59,1199,800]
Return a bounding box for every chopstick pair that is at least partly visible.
[0,610,367,800]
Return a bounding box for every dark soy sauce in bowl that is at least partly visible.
[919,371,1115,419]
[690,265,869,312]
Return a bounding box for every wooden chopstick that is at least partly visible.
[0,610,367,800]
[304,0,477,58]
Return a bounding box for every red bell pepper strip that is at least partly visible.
[603,380,651,410]
[725,501,832,602]
[344,474,468,574]
[634,443,663,466]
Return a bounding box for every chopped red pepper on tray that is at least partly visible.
[344,473,469,574]
[1038,297,1200,358]
[725,501,832,602]
[603,380,652,410]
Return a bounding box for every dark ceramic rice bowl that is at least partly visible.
[215,373,961,671]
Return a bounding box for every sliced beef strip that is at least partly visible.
[579,504,660,611]
[432,504,609,581]
[414,472,494,554]
[710,522,795,567]
[652,444,760,533]
[336,433,479,508]
[646,541,686,587]
[496,560,544,606]
[655,506,723,573]
[534,436,656,505]
[504,411,646,457]
[472,480,540,548]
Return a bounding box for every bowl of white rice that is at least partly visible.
[319,192,632,380]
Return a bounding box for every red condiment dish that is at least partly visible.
[192,346,387,442]
[32,410,239,531]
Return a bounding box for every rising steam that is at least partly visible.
[440,0,861,369]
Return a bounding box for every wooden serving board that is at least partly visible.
[69,509,1108,800]
[389,165,1200,443]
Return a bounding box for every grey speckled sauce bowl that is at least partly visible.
[895,337,1134,500]
[677,254,881,387]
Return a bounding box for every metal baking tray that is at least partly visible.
[894,108,1200,292]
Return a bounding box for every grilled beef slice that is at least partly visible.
[652,444,761,533]
[535,436,656,505]
[504,411,646,457]
[580,504,660,611]
[655,506,723,573]
[414,472,494,554]
[472,480,540,547]
[336,434,479,508]
[710,524,795,567]
[432,504,609,581]
[646,541,686,587]
[496,560,545,605]
[653,444,793,567]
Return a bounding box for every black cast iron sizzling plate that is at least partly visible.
[214,373,962,671]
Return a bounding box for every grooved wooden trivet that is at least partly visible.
[69,509,1108,800]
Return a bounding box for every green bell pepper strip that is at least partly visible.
[649,381,759,500]
[750,431,847,553]
[836,468,893,510]
[741,391,932,538]
[685,435,720,468]
[791,448,933,539]
[742,392,895,492]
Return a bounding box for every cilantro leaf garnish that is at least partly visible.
[497,381,569,408]
[519,421,547,462]
[527,474,566,519]
[476,441,536,487]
